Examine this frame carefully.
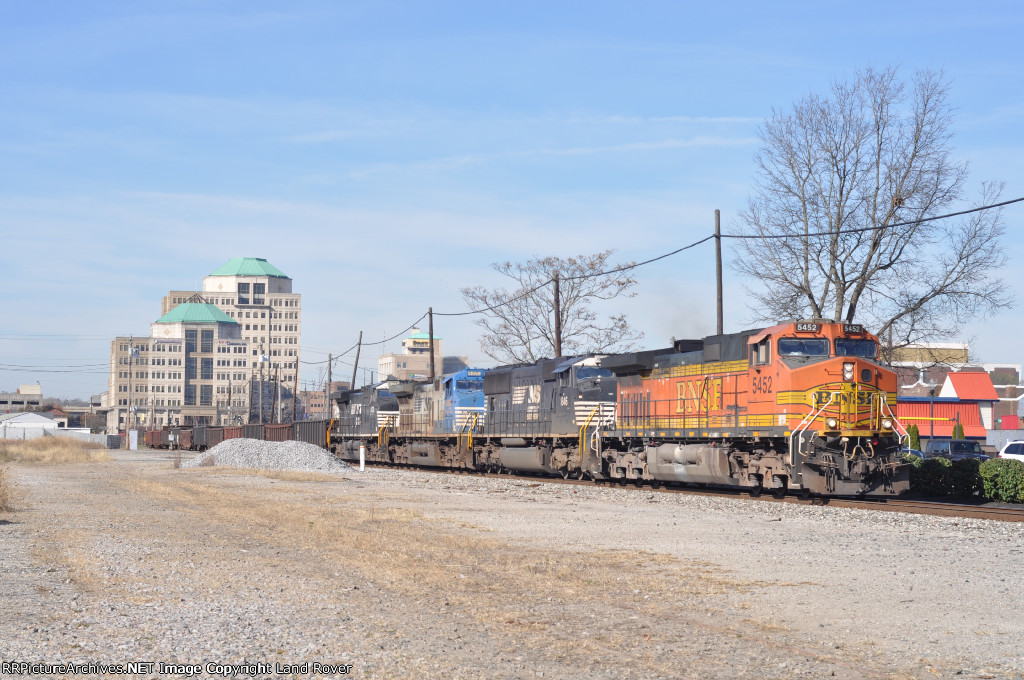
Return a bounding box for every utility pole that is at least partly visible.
[292,369,298,422]
[273,366,280,424]
[326,353,332,420]
[715,209,723,336]
[125,337,137,449]
[259,343,265,424]
[552,272,562,358]
[428,307,435,383]
[351,331,362,388]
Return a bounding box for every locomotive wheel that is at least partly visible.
[772,486,787,499]
[749,484,763,498]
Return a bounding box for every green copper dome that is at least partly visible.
[209,258,288,278]
[156,303,237,324]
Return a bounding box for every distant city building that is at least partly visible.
[299,381,350,419]
[378,328,444,382]
[0,385,44,413]
[107,258,301,433]
[161,257,301,388]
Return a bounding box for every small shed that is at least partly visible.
[939,372,999,429]
[0,412,59,439]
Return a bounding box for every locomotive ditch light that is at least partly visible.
[843,362,854,381]
[881,418,893,430]
[826,417,839,430]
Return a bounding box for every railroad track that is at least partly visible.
[804,496,1024,522]
[363,461,1024,523]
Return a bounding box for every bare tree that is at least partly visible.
[461,250,643,364]
[735,66,1011,352]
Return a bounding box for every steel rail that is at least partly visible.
[352,459,1024,523]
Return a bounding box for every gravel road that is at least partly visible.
[1,447,1022,679]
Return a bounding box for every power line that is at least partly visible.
[722,195,1024,241]
[301,315,427,365]
[0,362,109,368]
[423,193,1022,318]
[434,279,556,317]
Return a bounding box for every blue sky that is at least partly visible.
[1,1,1022,398]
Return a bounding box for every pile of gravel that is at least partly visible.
[181,438,349,473]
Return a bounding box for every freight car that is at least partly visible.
[141,418,327,451]
[327,321,908,497]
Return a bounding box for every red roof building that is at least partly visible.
[940,372,999,401]
[896,399,986,439]
[939,371,998,430]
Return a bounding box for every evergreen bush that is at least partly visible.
[907,424,921,451]
[911,456,952,496]
[949,458,982,497]
[980,459,1024,503]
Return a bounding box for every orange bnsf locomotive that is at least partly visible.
[601,320,908,496]
[327,320,908,497]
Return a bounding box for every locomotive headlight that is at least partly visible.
[826,417,839,430]
[881,418,893,430]
[843,362,855,381]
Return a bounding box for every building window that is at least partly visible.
[201,329,213,353]
[185,384,196,406]
[200,385,212,406]
[238,283,250,305]
[201,358,213,380]
[253,283,265,305]
[185,358,197,380]
[185,329,197,353]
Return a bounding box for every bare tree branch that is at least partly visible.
[460,250,643,364]
[734,66,1012,356]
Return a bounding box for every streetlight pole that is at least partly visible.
[927,380,938,445]
[125,339,138,449]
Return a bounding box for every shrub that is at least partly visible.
[0,466,12,512]
[907,424,921,451]
[980,459,1024,503]
[949,458,982,497]
[911,456,952,496]
[952,423,965,440]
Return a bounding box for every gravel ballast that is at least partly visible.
[1,450,1022,679]
[180,438,349,472]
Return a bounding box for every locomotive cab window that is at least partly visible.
[835,338,877,359]
[575,367,612,382]
[778,337,829,356]
[751,337,771,366]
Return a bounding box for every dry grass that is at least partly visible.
[0,437,110,465]
[0,466,14,511]
[120,476,767,668]
[178,466,344,483]
[124,477,759,606]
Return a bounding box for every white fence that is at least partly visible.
[0,426,114,447]
[987,429,1024,451]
